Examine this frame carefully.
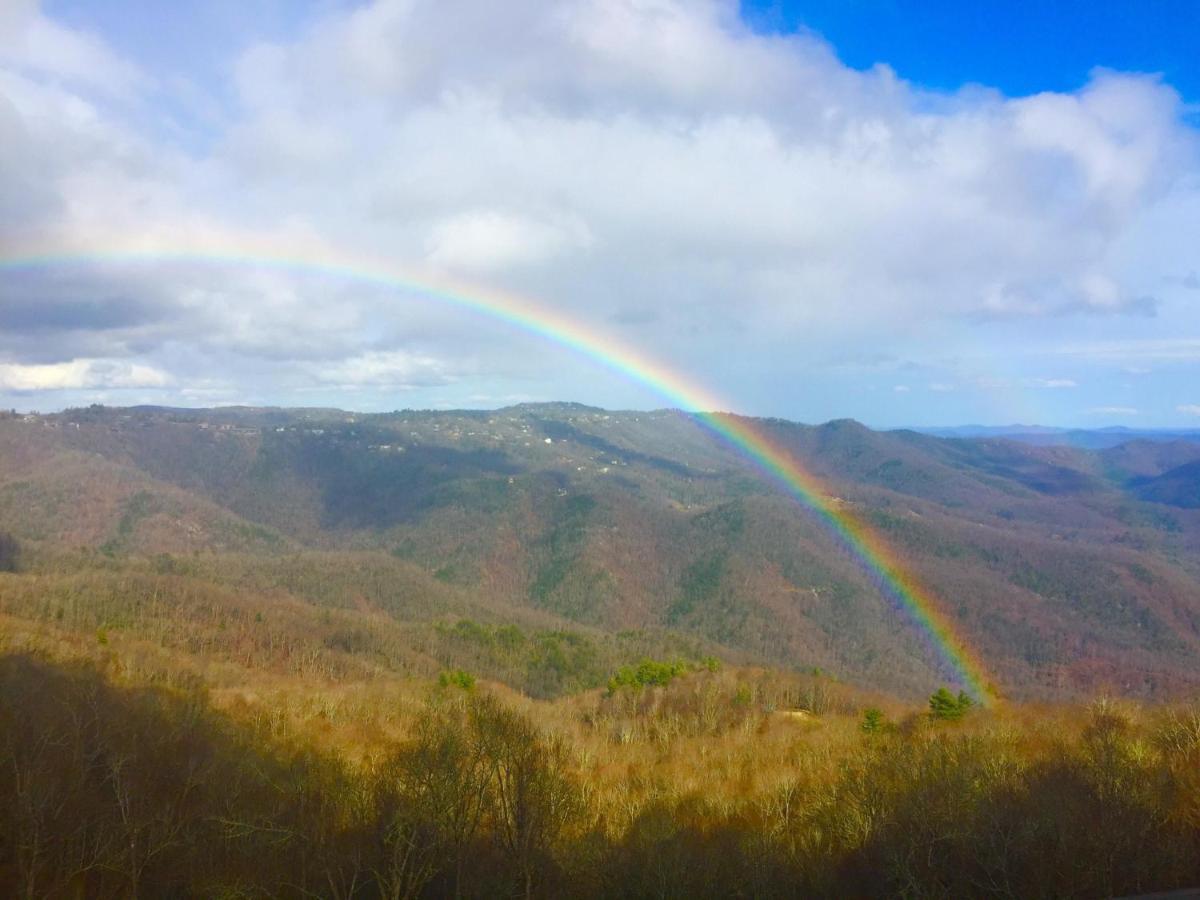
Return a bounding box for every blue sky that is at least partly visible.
[743,0,1200,101]
[2,1,1199,427]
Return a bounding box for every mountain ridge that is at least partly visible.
[3,403,1200,700]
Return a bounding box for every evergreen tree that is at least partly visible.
[929,687,972,721]
[861,707,886,733]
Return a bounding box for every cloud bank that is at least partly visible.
[1,0,1198,424]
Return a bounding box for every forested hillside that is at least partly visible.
[2,404,1200,699]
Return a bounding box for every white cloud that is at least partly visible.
[208,1,1197,328]
[0,359,171,391]
[1026,378,1078,389]
[892,384,910,393]
[313,351,463,388]
[0,0,1198,421]
[1178,404,1200,417]
[426,209,592,271]
[0,3,144,98]
[1088,406,1138,416]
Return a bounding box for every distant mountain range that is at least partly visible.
[914,424,1200,449]
[3,403,1200,700]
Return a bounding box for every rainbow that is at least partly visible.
[0,239,996,700]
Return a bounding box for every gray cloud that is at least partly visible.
[0,89,61,234]
[0,279,163,335]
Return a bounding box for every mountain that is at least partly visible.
[3,404,1200,700]
[1135,460,1200,509]
[917,424,1200,449]
[1099,440,1200,482]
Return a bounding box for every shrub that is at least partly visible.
[438,669,476,692]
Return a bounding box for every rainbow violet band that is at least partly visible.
[0,242,996,701]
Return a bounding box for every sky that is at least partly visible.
[1,0,1198,427]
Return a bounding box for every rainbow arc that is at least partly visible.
[0,239,996,701]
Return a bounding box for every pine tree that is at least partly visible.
[929,687,970,721]
[861,707,886,733]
